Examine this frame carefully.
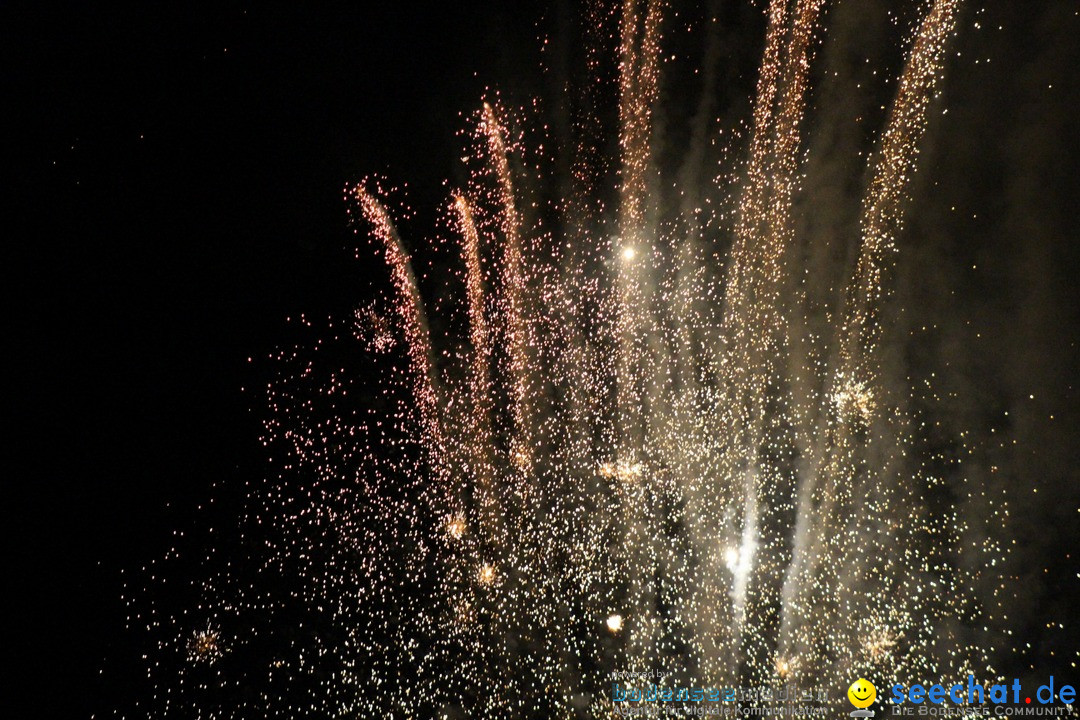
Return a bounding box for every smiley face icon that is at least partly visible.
[848,678,877,709]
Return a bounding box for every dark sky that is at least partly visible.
[4,1,1078,718]
[5,2,539,716]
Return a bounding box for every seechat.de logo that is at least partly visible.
[890,676,1076,706]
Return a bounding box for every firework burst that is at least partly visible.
[121,1,1012,717]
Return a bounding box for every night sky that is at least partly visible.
[5,1,1078,718]
[7,2,540,715]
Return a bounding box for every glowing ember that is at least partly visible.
[446,514,467,540]
[477,563,497,586]
[186,625,224,664]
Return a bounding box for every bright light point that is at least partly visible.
[832,376,876,423]
[510,447,530,470]
[621,246,636,261]
[477,563,496,586]
[606,614,623,632]
[187,624,224,664]
[724,547,740,572]
[446,514,466,540]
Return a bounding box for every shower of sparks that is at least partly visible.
[186,624,224,665]
[477,562,498,586]
[121,1,1015,718]
[446,513,468,540]
[598,459,643,482]
[354,304,396,354]
[831,376,877,424]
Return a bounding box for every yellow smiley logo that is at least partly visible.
[848,678,877,709]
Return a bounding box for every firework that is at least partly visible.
[123,1,1008,718]
[186,624,225,665]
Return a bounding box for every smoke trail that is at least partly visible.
[779,0,965,683]
[353,185,445,470]
[480,103,535,475]
[847,0,962,368]
[711,0,826,682]
[452,192,502,541]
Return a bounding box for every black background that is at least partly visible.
[5,2,538,716]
